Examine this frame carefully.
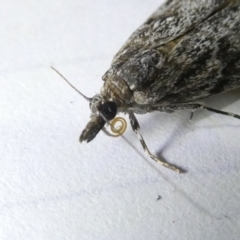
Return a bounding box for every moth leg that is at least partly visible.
[128,112,182,173]
[190,111,194,120]
[154,103,240,120]
[200,105,240,120]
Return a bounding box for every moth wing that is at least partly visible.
[112,0,230,68]
[111,0,240,105]
[130,1,240,105]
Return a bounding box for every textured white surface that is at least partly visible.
[1,0,240,240]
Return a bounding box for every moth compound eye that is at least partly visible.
[98,101,118,121]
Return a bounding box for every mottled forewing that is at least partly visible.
[112,0,230,68]
[111,0,240,105]
[132,1,240,105]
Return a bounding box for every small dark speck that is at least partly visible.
[156,195,162,201]
[172,218,179,223]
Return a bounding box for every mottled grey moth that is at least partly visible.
[52,0,240,173]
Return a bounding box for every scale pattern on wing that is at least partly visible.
[112,0,231,69]
[131,1,240,105]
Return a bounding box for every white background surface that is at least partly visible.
[1,0,240,239]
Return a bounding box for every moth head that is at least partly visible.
[79,94,118,142]
[50,67,121,143]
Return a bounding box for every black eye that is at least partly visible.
[98,101,118,121]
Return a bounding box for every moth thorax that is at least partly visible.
[101,74,133,105]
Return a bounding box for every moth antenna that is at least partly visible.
[51,66,92,102]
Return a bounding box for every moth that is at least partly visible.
[52,0,240,173]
